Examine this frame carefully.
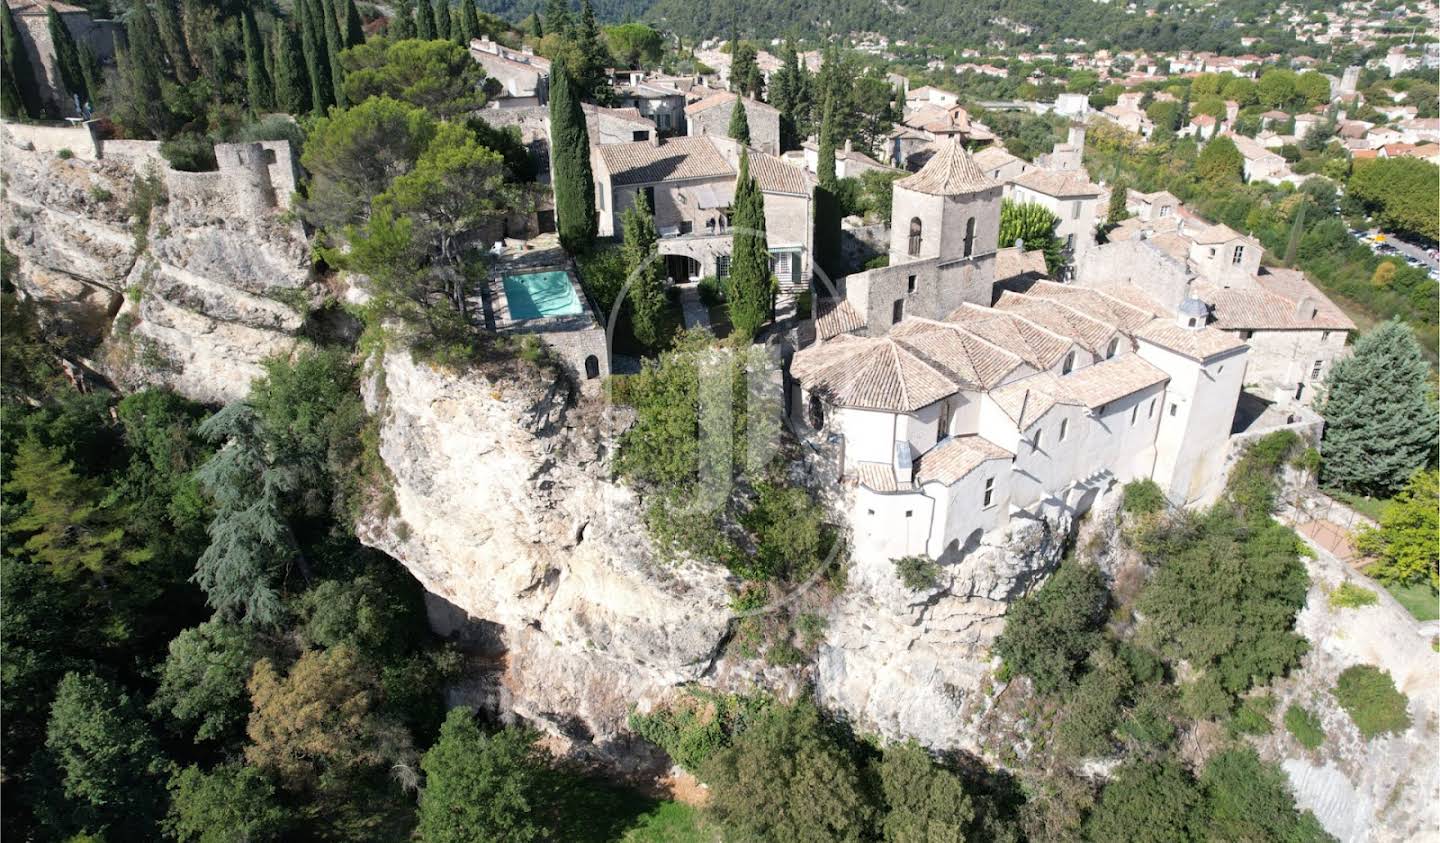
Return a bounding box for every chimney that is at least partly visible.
[844,138,853,154]
[1068,123,1086,149]
[649,133,661,148]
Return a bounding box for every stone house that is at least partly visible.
[589,135,814,291]
[972,146,1032,183]
[795,137,899,180]
[1125,188,1180,222]
[1226,133,1298,184]
[7,0,118,114]
[613,72,689,135]
[1006,168,1103,263]
[469,38,549,106]
[684,92,781,155]
[1076,210,1354,408]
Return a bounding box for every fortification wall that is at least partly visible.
[1,121,102,159]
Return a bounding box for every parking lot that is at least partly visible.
[1351,228,1440,279]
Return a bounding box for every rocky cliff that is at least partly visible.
[1,125,317,404]
[356,350,737,770]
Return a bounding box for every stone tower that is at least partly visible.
[889,135,1002,268]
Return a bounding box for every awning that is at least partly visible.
[687,183,734,210]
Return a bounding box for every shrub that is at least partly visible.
[1328,582,1378,609]
[863,254,890,270]
[1333,665,1410,738]
[628,689,770,771]
[893,555,940,591]
[1228,694,1276,736]
[87,184,112,203]
[1284,704,1325,749]
[1122,478,1166,515]
[56,147,74,159]
[696,274,725,307]
[994,561,1109,694]
[160,134,219,172]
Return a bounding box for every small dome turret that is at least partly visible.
[1177,296,1209,330]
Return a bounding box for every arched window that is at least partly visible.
[807,393,826,430]
[584,355,600,379]
[908,217,923,256]
[963,217,976,257]
[1062,351,1076,375]
[1106,337,1119,359]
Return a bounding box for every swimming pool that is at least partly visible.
[501,270,584,320]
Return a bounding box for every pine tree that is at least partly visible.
[415,0,434,39]
[621,192,669,350]
[545,0,571,38]
[728,96,750,145]
[1318,320,1439,496]
[549,58,596,253]
[343,0,365,48]
[242,9,271,113]
[152,0,193,83]
[813,93,842,281]
[2,0,42,118]
[272,23,310,115]
[46,7,86,109]
[727,149,773,340]
[460,0,481,44]
[320,0,347,108]
[434,0,452,41]
[299,0,333,114]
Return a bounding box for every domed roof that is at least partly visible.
[895,136,998,196]
[1178,296,1209,318]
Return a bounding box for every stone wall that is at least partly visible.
[687,99,781,155]
[1,120,103,159]
[1076,237,1193,311]
[1239,328,1351,408]
[2,124,316,404]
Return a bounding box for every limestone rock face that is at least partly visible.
[357,351,735,766]
[816,505,1076,751]
[1,128,315,404]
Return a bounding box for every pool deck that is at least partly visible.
[476,243,599,334]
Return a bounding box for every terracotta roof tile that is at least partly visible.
[1134,321,1247,360]
[791,335,958,412]
[993,246,1048,283]
[945,303,1073,370]
[856,462,906,492]
[748,150,813,195]
[597,136,733,186]
[890,319,1027,389]
[814,297,867,340]
[993,291,1118,354]
[915,435,1013,485]
[1018,280,1155,333]
[894,136,997,195]
[1011,168,1102,197]
[1196,268,1356,331]
[684,91,779,116]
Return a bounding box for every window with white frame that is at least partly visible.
[1231,245,1244,264]
[716,254,731,278]
[983,477,995,507]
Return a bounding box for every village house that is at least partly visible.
[1077,210,1354,407]
[972,146,1032,183]
[1225,132,1299,184]
[589,135,814,292]
[792,139,1249,564]
[793,138,898,180]
[1006,167,1103,263]
[6,0,118,114]
[470,38,550,106]
[685,92,782,155]
[1125,188,1180,222]
[612,72,689,135]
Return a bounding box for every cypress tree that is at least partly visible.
[299,0,333,114]
[728,97,750,145]
[814,93,842,280]
[242,9,271,112]
[621,192,669,350]
[343,0,365,48]
[1318,321,1439,496]
[272,23,309,115]
[548,58,596,254]
[575,0,607,98]
[320,0,347,108]
[434,0,452,41]
[460,0,481,43]
[390,2,416,39]
[47,6,86,108]
[415,0,434,39]
[78,42,102,107]
[1,0,42,118]
[118,2,170,135]
[152,0,193,83]
[727,149,772,340]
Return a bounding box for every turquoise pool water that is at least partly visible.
[501,271,583,319]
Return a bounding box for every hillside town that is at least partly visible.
[1,0,1436,840]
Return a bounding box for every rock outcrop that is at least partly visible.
[1,125,316,404]
[357,350,736,769]
[817,501,1080,750]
